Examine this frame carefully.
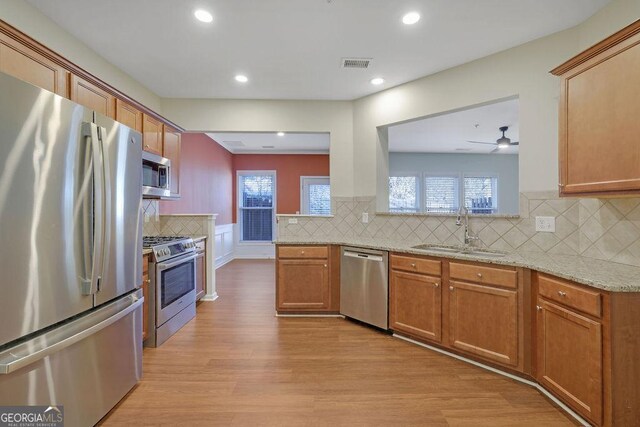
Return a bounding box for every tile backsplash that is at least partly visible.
[142,200,215,237]
[277,192,640,267]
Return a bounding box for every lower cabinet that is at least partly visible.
[142,254,150,342]
[276,245,338,313]
[390,270,442,343]
[195,240,206,301]
[448,280,518,367]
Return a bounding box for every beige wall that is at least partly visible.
[161,98,354,197]
[0,0,161,111]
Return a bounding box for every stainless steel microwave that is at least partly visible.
[142,151,171,198]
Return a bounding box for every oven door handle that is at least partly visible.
[157,253,198,270]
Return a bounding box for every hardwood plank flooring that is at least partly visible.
[101,259,575,426]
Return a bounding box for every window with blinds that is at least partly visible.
[389,176,419,212]
[464,176,498,214]
[301,177,331,215]
[238,172,275,241]
[425,176,459,213]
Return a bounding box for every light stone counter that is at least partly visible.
[143,248,153,256]
[275,237,640,292]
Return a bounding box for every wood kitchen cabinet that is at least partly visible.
[163,125,181,198]
[389,261,442,343]
[195,239,206,301]
[115,99,143,132]
[142,253,150,342]
[70,74,115,118]
[142,113,164,155]
[552,20,640,196]
[276,245,339,313]
[0,32,68,97]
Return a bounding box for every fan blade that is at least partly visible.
[490,147,500,153]
[511,141,519,145]
[466,140,496,145]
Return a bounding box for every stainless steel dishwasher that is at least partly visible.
[340,247,389,329]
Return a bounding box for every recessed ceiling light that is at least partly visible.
[235,74,248,83]
[194,9,213,23]
[277,132,285,137]
[370,77,385,85]
[402,12,420,25]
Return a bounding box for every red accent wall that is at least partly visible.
[159,133,233,225]
[232,154,330,223]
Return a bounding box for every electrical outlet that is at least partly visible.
[535,216,556,232]
[362,212,369,223]
[288,218,298,224]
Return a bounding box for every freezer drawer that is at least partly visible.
[340,247,389,329]
[0,290,143,427]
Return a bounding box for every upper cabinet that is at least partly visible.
[142,113,163,156]
[70,75,115,118]
[0,32,68,97]
[163,125,181,198]
[115,99,143,132]
[552,20,640,196]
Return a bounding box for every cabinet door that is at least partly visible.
[559,37,640,195]
[70,75,115,118]
[390,270,441,343]
[449,280,518,366]
[195,252,206,300]
[142,113,163,155]
[115,99,143,132]
[142,255,149,342]
[537,300,602,424]
[163,126,181,197]
[277,259,330,311]
[0,33,68,96]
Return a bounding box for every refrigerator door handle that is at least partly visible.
[98,125,112,291]
[82,122,105,295]
[0,294,143,375]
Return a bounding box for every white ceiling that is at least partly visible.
[27,0,609,100]
[388,98,519,154]
[207,132,330,154]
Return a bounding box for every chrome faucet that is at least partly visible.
[456,206,480,246]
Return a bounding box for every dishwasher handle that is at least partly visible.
[343,251,384,262]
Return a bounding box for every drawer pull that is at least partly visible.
[449,286,454,291]
[536,305,542,311]
[477,273,483,278]
[558,291,567,297]
[434,283,440,288]
[323,264,327,268]
[301,250,305,254]
[411,263,416,268]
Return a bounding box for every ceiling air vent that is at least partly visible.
[224,141,245,147]
[262,145,275,149]
[341,57,372,69]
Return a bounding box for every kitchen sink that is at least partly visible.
[411,244,506,258]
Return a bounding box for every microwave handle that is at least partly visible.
[159,165,170,190]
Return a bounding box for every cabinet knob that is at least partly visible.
[144,279,151,284]
[558,291,567,297]
[536,305,542,311]
[477,273,483,278]
[411,263,416,268]
[449,286,454,291]
[558,183,565,187]
[144,144,150,148]
[323,264,327,268]
[434,283,440,288]
[301,250,305,254]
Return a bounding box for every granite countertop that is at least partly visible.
[190,235,207,242]
[275,237,640,292]
[143,248,153,256]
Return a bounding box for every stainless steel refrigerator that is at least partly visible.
[0,72,143,426]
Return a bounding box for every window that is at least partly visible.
[238,171,276,242]
[464,176,498,214]
[301,177,331,215]
[425,176,459,213]
[389,175,419,212]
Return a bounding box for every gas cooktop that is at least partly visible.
[143,236,189,248]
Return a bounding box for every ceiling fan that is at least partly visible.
[467,126,519,153]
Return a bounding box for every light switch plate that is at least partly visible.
[362,212,369,223]
[535,216,556,232]
[288,218,298,224]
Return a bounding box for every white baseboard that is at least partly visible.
[200,292,219,302]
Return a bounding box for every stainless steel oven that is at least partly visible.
[142,151,171,198]
[145,236,198,347]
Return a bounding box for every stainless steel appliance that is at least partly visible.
[143,236,198,347]
[0,72,143,427]
[142,150,171,198]
[340,247,389,329]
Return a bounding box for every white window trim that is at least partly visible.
[463,173,499,213]
[237,170,277,244]
[300,176,331,215]
[388,172,421,212]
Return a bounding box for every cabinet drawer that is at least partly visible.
[195,240,206,252]
[450,262,517,289]
[391,254,441,276]
[279,245,328,259]
[538,275,602,318]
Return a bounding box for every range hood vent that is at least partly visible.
[341,57,372,69]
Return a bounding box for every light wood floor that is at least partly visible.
[102,259,575,426]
